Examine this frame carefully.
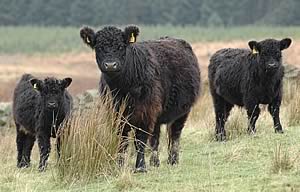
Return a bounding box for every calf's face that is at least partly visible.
[248,38,292,71]
[80,25,139,75]
[30,77,72,111]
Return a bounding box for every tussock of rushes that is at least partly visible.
[189,84,213,123]
[271,143,294,174]
[188,84,215,141]
[115,169,138,191]
[225,108,248,140]
[283,80,300,126]
[57,93,127,182]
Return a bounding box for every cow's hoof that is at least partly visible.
[134,167,147,173]
[17,162,30,169]
[167,153,179,165]
[149,152,160,167]
[247,129,256,135]
[117,153,125,168]
[275,129,284,134]
[216,133,226,142]
[38,165,46,172]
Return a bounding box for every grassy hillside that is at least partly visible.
[0,81,299,192]
[0,26,300,54]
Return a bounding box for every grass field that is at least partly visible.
[0,81,300,192]
[1,26,300,54]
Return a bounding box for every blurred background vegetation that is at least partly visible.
[0,0,300,27]
[0,0,300,54]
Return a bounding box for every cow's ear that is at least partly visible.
[124,25,139,44]
[80,26,96,49]
[248,40,260,54]
[29,78,43,91]
[61,77,72,89]
[280,38,292,50]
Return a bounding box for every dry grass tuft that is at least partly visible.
[115,169,138,191]
[271,143,296,174]
[57,93,127,183]
[225,108,248,140]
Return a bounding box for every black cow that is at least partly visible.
[80,25,201,172]
[13,74,72,171]
[208,38,292,141]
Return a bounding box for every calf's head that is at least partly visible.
[80,25,139,75]
[248,38,292,71]
[30,77,72,111]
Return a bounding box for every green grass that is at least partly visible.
[1,25,300,54]
[1,124,299,191]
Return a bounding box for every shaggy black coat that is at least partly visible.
[208,38,292,141]
[80,25,201,172]
[13,74,72,171]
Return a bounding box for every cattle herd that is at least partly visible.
[12,25,292,173]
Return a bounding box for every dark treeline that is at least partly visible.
[0,0,300,26]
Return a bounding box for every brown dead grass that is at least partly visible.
[0,41,299,101]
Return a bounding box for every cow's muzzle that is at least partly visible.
[103,61,120,72]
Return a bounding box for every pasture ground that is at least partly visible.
[0,112,299,191]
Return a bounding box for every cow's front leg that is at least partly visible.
[268,94,283,133]
[245,102,260,134]
[149,123,160,167]
[37,132,51,171]
[134,129,148,173]
[117,128,130,167]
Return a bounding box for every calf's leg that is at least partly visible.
[16,126,27,168]
[149,123,161,167]
[117,128,130,167]
[23,134,35,167]
[167,113,189,165]
[37,133,51,171]
[245,103,260,134]
[212,94,233,141]
[134,128,148,172]
[268,95,283,133]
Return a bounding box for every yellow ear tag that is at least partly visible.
[33,83,37,89]
[86,37,90,44]
[252,47,259,54]
[129,33,135,43]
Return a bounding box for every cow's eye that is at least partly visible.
[276,52,281,59]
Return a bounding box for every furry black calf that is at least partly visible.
[80,25,201,172]
[208,38,292,141]
[13,74,72,171]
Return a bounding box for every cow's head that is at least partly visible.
[80,25,139,75]
[30,77,72,111]
[248,38,292,71]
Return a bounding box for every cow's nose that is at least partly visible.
[268,63,278,68]
[47,102,57,109]
[103,61,119,71]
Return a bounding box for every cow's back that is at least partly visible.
[13,74,39,132]
[208,48,250,106]
[143,38,201,123]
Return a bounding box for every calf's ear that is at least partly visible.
[80,26,96,49]
[248,41,260,54]
[280,38,292,50]
[29,78,43,91]
[61,78,72,88]
[124,25,139,44]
